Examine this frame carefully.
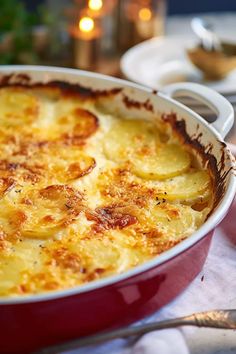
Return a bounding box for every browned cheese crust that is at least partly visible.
[0,81,214,297]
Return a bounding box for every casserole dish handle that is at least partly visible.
[161,82,234,139]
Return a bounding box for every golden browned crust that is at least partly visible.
[0,82,214,297]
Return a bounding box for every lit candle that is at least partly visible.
[119,0,166,50]
[79,16,95,38]
[69,15,101,70]
[139,7,152,21]
[88,0,103,15]
[87,0,117,18]
[136,6,154,39]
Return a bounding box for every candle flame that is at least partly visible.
[138,7,152,21]
[79,16,94,33]
[88,0,103,11]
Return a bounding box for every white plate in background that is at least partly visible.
[120,35,236,95]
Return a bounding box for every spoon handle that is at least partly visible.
[37,309,236,354]
[185,309,236,329]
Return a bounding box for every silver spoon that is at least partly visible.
[191,17,222,52]
[36,309,236,354]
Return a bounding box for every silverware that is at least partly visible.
[191,17,236,56]
[191,17,222,52]
[189,17,236,80]
[36,309,236,354]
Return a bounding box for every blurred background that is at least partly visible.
[0,0,166,73]
[1,0,236,75]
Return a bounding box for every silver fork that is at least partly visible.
[36,309,236,354]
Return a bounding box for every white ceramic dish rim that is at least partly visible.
[0,65,235,305]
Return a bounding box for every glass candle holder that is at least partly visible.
[69,15,102,70]
[118,0,166,51]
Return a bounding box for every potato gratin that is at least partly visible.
[0,83,214,297]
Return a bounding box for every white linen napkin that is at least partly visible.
[67,198,236,354]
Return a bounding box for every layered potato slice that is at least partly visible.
[97,167,210,233]
[55,201,207,278]
[0,185,84,239]
[46,146,96,182]
[154,170,212,202]
[137,202,207,241]
[103,119,159,161]
[45,104,99,143]
[59,107,98,139]
[20,185,84,239]
[24,144,96,184]
[0,140,96,186]
[132,144,190,180]
[97,165,211,208]
[0,87,39,128]
[103,118,191,179]
[0,239,46,296]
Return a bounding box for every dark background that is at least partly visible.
[23,0,236,15]
[168,0,236,14]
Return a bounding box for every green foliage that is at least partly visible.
[0,0,40,64]
[0,0,30,32]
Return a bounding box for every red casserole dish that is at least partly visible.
[0,66,235,354]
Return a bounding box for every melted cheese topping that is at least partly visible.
[0,86,213,297]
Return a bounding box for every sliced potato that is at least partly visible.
[73,230,149,274]
[133,144,190,180]
[0,87,38,126]
[103,119,160,162]
[51,107,99,141]
[155,170,211,201]
[104,121,190,180]
[22,144,96,184]
[48,148,96,182]
[73,237,120,270]
[9,185,84,239]
[143,202,206,240]
[0,239,46,296]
